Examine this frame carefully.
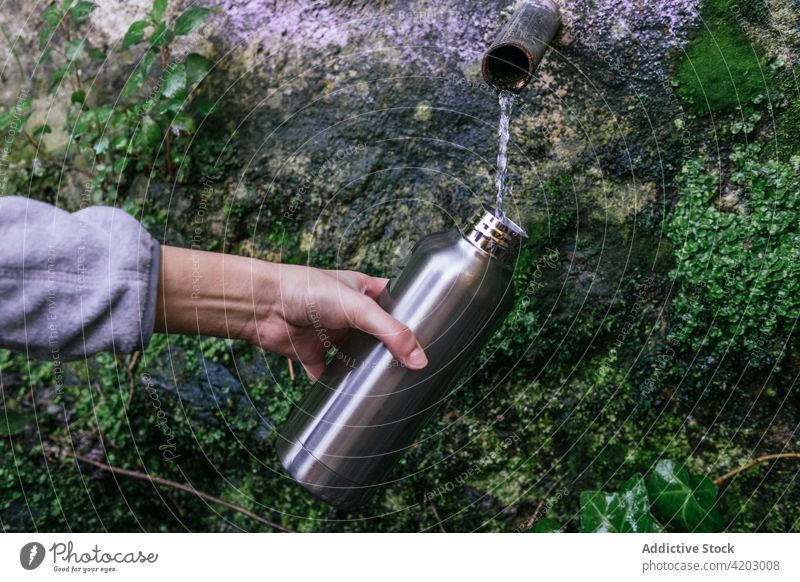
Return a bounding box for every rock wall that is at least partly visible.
[0,0,707,268]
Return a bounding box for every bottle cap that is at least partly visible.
[463,203,527,262]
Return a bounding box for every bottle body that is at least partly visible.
[277,207,525,508]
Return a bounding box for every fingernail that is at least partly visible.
[406,345,428,369]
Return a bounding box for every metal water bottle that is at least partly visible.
[277,205,527,508]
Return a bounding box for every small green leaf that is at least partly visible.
[88,46,106,60]
[65,39,85,62]
[526,517,563,533]
[185,53,210,85]
[111,135,128,150]
[645,459,723,533]
[70,1,97,20]
[39,4,62,50]
[160,63,186,99]
[93,105,113,125]
[113,156,129,174]
[122,20,148,49]
[139,115,162,148]
[71,117,90,137]
[151,0,167,21]
[41,3,62,25]
[158,98,182,117]
[580,475,661,533]
[148,21,173,47]
[32,124,52,137]
[139,49,156,81]
[71,90,86,104]
[39,26,55,51]
[38,47,53,65]
[173,7,209,36]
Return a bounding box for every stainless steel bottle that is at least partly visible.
[277,204,527,508]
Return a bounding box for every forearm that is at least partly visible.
[154,245,268,344]
[152,244,427,380]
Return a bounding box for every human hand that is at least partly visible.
[154,246,427,380]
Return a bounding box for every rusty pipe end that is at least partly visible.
[482,0,562,93]
[482,41,537,92]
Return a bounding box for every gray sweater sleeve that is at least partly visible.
[0,196,161,361]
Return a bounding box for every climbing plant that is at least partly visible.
[25,0,215,202]
[665,145,800,365]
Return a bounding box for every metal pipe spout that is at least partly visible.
[481,0,562,92]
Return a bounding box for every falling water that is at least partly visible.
[494,91,515,220]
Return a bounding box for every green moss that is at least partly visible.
[674,24,769,114]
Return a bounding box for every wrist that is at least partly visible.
[154,245,274,343]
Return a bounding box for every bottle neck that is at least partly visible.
[462,204,527,263]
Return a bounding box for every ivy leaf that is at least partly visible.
[160,63,186,99]
[151,0,168,22]
[645,459,723,533]
[70,1,97,20]
[65,39,85,62]
[122,20,148,50]
[184,53,210,86]
[174,7,209,36]
[580,475,661,533]
[526,517,563,533]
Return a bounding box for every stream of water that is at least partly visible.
[494,91,516,221]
